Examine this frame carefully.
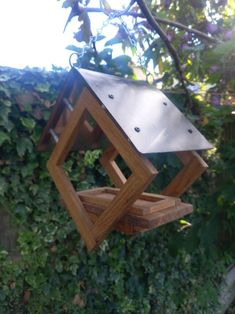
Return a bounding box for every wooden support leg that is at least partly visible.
[47,162,97,251]
[91,172,154,248]
[100,144,127,188]
[162,151,208,197]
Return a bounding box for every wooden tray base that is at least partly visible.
[77,187,193,234]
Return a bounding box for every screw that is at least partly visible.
[188,129,193,134]
[163,102,167,106]
[108,94,114,99]
[134,127,141,133]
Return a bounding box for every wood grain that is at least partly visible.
[37,69,77,151]
[162,151,208,197]
[100,144,126,188]
[77,187,180,216]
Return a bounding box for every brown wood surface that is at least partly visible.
[83,89,157,248]
[37,70,77,151]
[100,144,126,188]
[83,201,192,229]
[47,165,97,250]
[77,187,180,216]
[162,151,208,197]
[47,88,157,250]
[47,92,97,250]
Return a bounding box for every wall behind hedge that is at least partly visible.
[0,66,234,313]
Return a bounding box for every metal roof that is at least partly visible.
[76,68,212,154]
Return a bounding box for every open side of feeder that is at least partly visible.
[38,68,212,251]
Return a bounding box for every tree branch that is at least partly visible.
[155,17,217,43]
[81,8,217,43]
[136,0,192,108]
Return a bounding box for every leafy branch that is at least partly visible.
[65,5,217,43]
[136,0,192,107]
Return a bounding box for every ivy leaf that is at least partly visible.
[35,83,50,93]
[0,177,7,196]
[0,131,10,146]
[16,138,33,157]
[0,106,13,132]
[0,85,11,98]
[20,117,36,130]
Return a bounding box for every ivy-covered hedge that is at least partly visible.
[0,66,234,313]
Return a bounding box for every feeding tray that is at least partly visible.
[38,68,212,251]
[77,187,192,234]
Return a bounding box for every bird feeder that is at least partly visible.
[38,68,212,251]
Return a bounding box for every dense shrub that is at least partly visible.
[0,66,234,313]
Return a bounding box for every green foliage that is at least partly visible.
[0,65,234,313]
[61,0,235,109]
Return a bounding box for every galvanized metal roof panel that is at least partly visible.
[76,68,212,154]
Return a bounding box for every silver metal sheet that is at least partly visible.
[76,68,212,154]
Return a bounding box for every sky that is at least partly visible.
[0,0,127,70]
[0,0,76,69]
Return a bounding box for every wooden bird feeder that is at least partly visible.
[38,68,212,251]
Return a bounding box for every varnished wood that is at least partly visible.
[83,200,192,230]
[77,187,180,216]
[37,69,78,151]
[100,144,126,188]
[47,164,96,250]
[48,88,157,250]
[162,151,208,197]
[84,90,157,179]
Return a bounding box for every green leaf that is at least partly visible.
[111,55,133,75]
[0,177,7,196]
[0,106,13,131]
[35,83,50,93]
[20,117,36,130]
[0,131,10,146]
[213,35,235,56]
[16,138,33,157]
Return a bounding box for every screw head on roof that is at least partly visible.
[134,127,141,133]
[108,94,114,99]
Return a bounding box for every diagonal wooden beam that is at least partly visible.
[47,88,157,251]
[100,144,127,188]
[162,151,208,197]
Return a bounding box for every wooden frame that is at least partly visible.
[47,88,157,251]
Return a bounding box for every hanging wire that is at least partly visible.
[69,12,120,69]
[118,16,155,83]
[68,7,154,82]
